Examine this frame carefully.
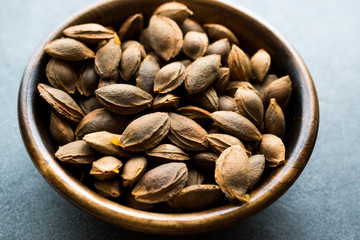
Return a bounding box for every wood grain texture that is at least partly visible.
[18,0,319,235]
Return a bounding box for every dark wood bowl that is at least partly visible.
[18,0,319,235]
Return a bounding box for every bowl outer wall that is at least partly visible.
[18,0,319,235]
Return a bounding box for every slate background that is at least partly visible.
[1,0,359,239]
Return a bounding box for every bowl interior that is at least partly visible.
[19,0,319,234]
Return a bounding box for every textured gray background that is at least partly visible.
[1,0,359,239]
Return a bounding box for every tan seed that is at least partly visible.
[250,49,271,82]
[204,23,239,45]
[207,133,245,154]
[248,154,265,190]
[186,87,219,112]
[213,67,230,94]
[168,113,208,151]
[234,86,264,127]
[264,98,285,138]
[44,38,95,61]
[131,162,188,204]
[263,75,292,108]
[152,93,180,111]
[176,105,211,121]
[136,55,160,93]
[259,134,286,167]
[76,63,99,97]
[55,140,97,165]
[121,156,147,187]
[224,81,260,97]
[146,144,190,163]
[120,43,142,81]
[90,156,123,180]
[253,74,278,100]
[186,168,204,186]
[168,184,225,210]
[183,31,208,60]
[120,112,170,151]
[185,54,221,94]
[46,58,77,94]
[78,96,103,115]
[153,2,193,24]
[38,83,84,123]
[122,40,146,58]
[95,84,153,115]
[218,95,236,111]
[83,131,132,157]
[215,145,251,202]
[94,179,122,198]
[228,44,251,81]
[154,62,186,94]
[95,38,122,78]
[50,112,74,145]
[148,15,183,61]
[211,111,262,141]
[63,23,115,43]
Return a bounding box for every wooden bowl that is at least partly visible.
[18,0,319,235]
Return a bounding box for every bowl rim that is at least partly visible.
[18,0,319,235]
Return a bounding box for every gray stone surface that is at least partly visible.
[1,0,359,239]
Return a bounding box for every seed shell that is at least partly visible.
[204,23,239,45]
[121,156,147,187]
[118,13,143,41]
[38,83,84,123]
[205,38,230,64]
[63,23,115,43]
[264,98,285,138]
[181,18,205,35]
[95,38,122,78]
[90,156,123,180]
[44,38,95,61]
[228,44,251,81]
[182,31,208,60]
[55,140,97,165]
[250,49,271,82]
[248,154,265,190]
[94,179,122,198]
[120,43,142,81]
[153,2,193,24]
[207,133,245,154]
[136,55,160,93]
[146,144,190,163]
[258,134,286,167]
[154,62,186,94]
[46,58,77,94]
[131,162,188,204]
[263,75,292,108]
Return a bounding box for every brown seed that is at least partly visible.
[146,144,190,163]
[193,152,218,174]
[215,145,251,202]
[95,84,153,115]
[181,18,205,35]
[153,2,193,24]
[50,112,74,145]
[90,156,123,180]
[76,63,99,97]
[207,133,245,154]
[218,95,236,111]
[94,179,122,198]
[121,156,147,187]
[120,112,170,151]
[152,93,180,111]
[95,38,122,78]
[168,113,208,151]
[250,49,271,82]
[253,74,278,100]
[213,67,230,94]
[176,105,211,121]
[211,111,262,141]
[228,44,251,81]
[205,38,230,64]
[185,55,221,94]
[168,184,225,210]
[55,140,97,165]
[207,123,223,134]
[154,62,186,93]
[148,15,183,61]
[118,13,143,41]
[44,38,95,61]
[182,31,208,60]
[38,83,84,123]
[83,131,132,157]
[131,162,188,204]
[234,86,264,127]
[187,87,219,112]
[136,55,160,93]
[248,154,265,190]
[78,96,103,115]
[259,134,286,167]
[63,23,115,43]
[204,24,239,45]
[264,98,285,138]
[122,40,146,59]
[186,168,204,186]
[224,81,260,97]
[120,43,142,81]
[263,75,292,108]
[46,58,77,94]
[75,108,131,139]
